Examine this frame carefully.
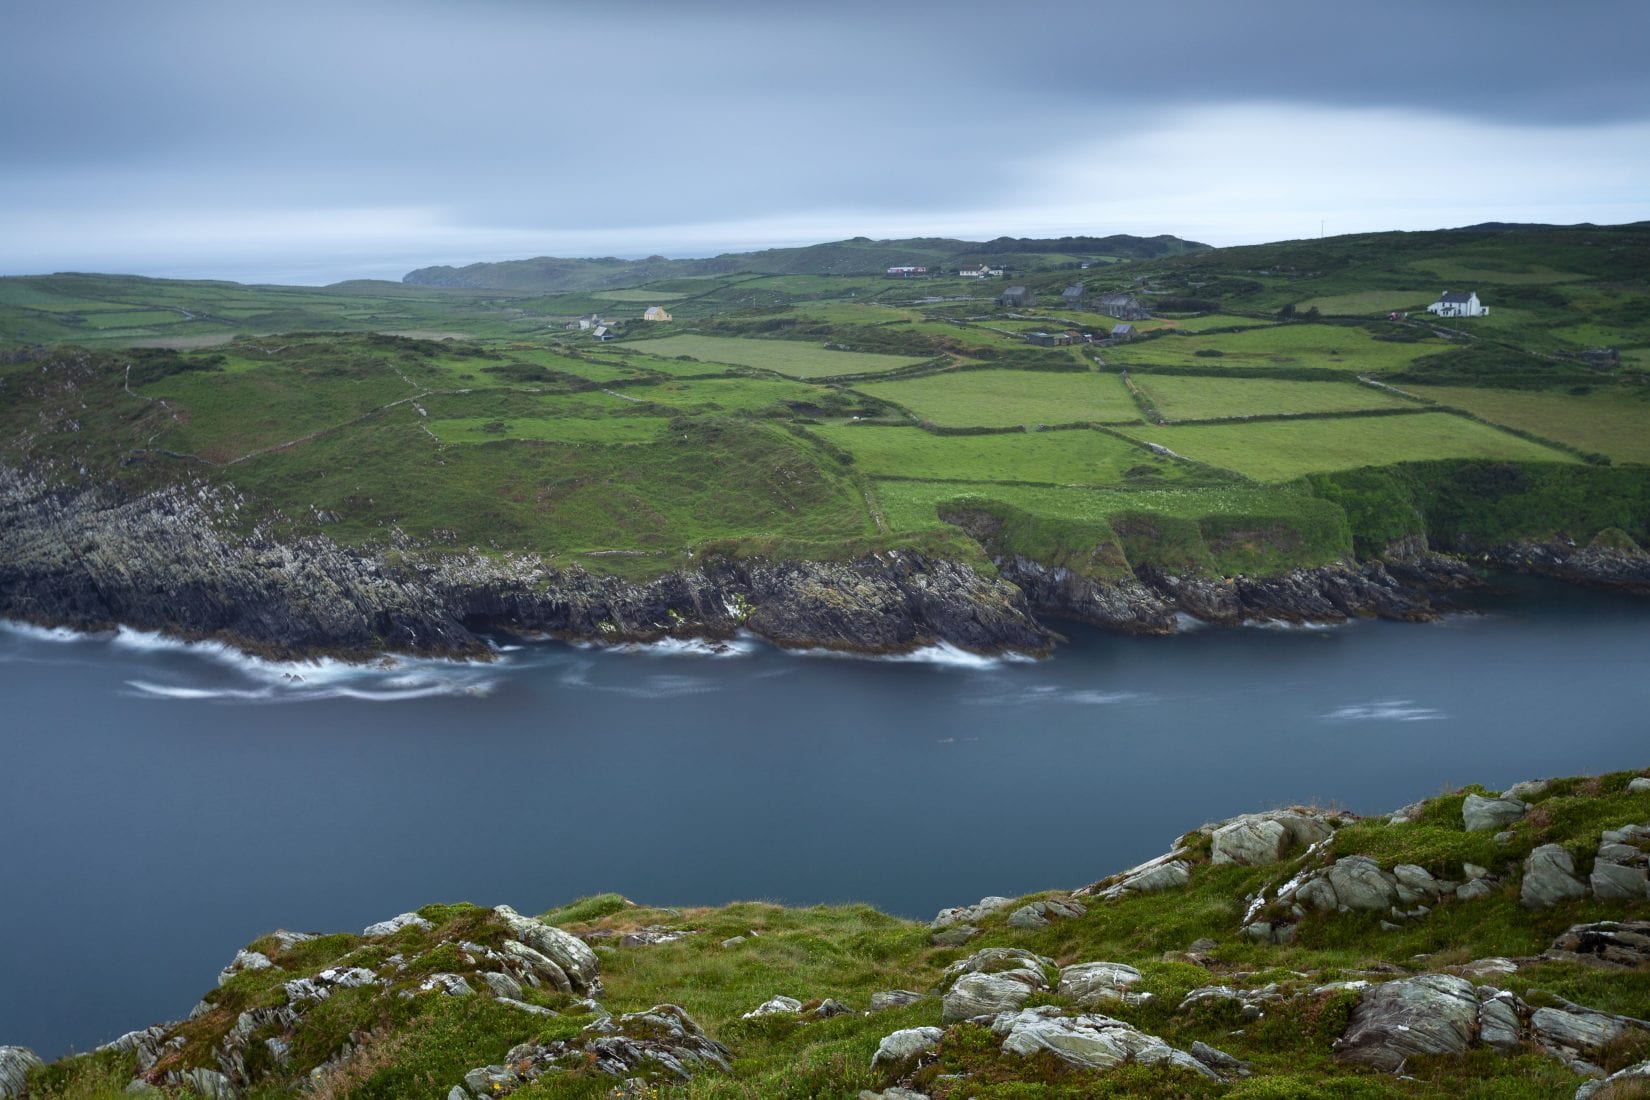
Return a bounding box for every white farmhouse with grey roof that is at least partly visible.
[1427,290,1489,318]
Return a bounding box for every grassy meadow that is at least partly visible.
[2,222,1647,582]
[1407,384,1650,464]
[1130,376,1418,421]
[1117,412,1577,482]
[629,333,933,377]
[855,369,1139,427]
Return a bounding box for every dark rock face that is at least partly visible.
[1141,561,1443,626]
[994,557,1176,634]
[5,462,1640,663]
[0,466,1051,660]
[1545,920,1650,967]
[1488,540,1650,595]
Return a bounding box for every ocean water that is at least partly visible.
[2,576,1648,1057]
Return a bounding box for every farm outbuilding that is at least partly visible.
[1098,292,1150,321]
[643,306,672,322]
[999,286,1035,308]
[1061,286,1085,305]
[1427,290,1489,318]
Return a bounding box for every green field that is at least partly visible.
[1118,411,1576,481]
[1411,259,1591,284]
[1296,290,1433,315]
[854,369,1138,426]
[1409,384,1650,464]
[1154,313,1278,332]
[426,415,671,445]
[628,333,932,377]
[591,289,686,302]
[1105,323,1453,373]
[1132,376,1418,421]
[812,423,1167,487]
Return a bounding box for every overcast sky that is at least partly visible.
[3,0,1647,284]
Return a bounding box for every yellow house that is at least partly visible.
[643,306,672,322]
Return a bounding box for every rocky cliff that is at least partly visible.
[4,463,1648,663]
[7,769,1649,1099]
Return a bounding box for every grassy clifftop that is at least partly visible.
[3,223,1648,645]
[20,768,1650,1098]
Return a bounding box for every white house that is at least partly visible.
[1427,290,1489,318]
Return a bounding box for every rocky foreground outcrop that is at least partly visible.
[9,770,1650,1098]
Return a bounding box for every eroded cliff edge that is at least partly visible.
[9,463,1647,662]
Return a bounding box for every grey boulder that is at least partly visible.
[1007,896,1086,929]
[742,995,802,1019]
[868,989,923,1013]
[362,912,433,937]
[0,1047,44,1098]
[1521,845,1588,909]
[1463,794,1527,832]
[492,905,601,994]
[1210,810,1340,866]
[944,972,1041,1023]
[1477,991,1526,1052]
[1335,974,1480,1070]
[870,1026,943,1070]
[1210,817,1290,866]
[1591,861,1648,900]
[991,1006,1216,1077]
[1576,1059,1650,1099]
[1056,961,1145,1008]
[931,896,1015,929]
[1531,1006,1638,1068]
[939,948,1053,1022]
[1546,920,1650,967]
[1326,856,1401,911]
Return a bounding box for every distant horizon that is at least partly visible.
[9,216,1646,290]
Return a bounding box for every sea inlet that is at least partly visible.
[3,575,1647,1056]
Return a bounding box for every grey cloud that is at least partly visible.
[2,0,1647,280]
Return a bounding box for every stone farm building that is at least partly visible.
[998,286,1035,308]
[643,306,672,322]
[1061,286,1085,305]
[1427,290,1489,318]
[1098,292,1150,321]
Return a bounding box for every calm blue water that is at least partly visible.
[3,576,1648,1057]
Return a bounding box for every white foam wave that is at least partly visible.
[125,680,275,701]
[1173,613,1209,633]
[125,676,497,703]
[1066,690,1146,706]
[606,635,759,658]
[791,640,1033,669]
[1324,699,1445,722]
[1244,618,1345,632]
[965,684,1148,707]
[0,619,104,644]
